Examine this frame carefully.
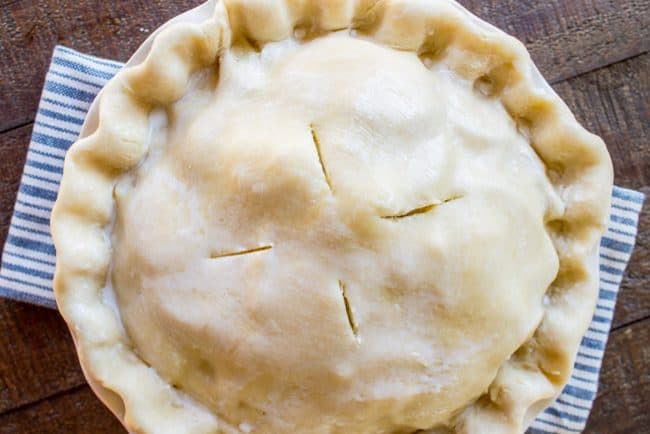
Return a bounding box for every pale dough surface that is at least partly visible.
[113,34,561,434]
[50,1,614,433]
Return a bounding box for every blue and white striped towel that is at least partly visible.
[0,46,644,433]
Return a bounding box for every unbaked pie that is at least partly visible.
[51,0,613,433]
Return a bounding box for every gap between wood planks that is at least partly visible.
[1,315,647,422]
[0,119,35,137]
[549,50,649,85]
[0,49,646,138]
[0,383,87,419]
[611,313,650,333]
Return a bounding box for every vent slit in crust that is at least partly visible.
[310,124,332,192]
[338,280,358,339]
[209,245,273,259]
[381,196,463,219]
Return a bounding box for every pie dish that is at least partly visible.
[50,0,614,433]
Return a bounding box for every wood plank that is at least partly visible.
[552,53,649,329]
[585,318,650,432]
[0,299,86,414]
[0,385,124,434]
[1,318,646,433]
[1,0,648,132]
[0,124,30,249]
[616,195,650,328]
[553,53,649,189]
[459,0,650,83]
[0,126,88,414]
[0,0,203,132]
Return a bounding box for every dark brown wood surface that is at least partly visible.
[0,0,648,432]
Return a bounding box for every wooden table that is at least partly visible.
[0,1,648,432]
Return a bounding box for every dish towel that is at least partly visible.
[0,46,645,434]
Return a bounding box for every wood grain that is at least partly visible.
[0,0,203,132]
[553,54,650,329]
[1,0,649,132]
[0,127,88,415]
[0,300,85,414]
[585,319,650,433]
[0,386,123,434]
[0,124,30,250]
[553,54,649,189]
[1,319,647,433]
[458,0,650,83]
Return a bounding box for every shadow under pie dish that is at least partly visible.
[50,0,614,433]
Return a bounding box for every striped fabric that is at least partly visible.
[0,46,645,433]
[528,189,644,434]
[0,47,121,307]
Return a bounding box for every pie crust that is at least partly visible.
[51,0,613,433]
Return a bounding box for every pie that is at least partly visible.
[50,0,613,433]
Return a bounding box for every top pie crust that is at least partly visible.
[50,0,613,433]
